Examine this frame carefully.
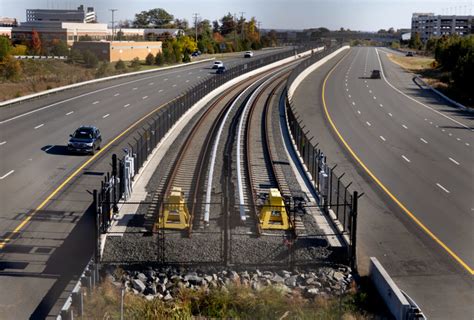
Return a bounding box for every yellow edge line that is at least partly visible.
[0,97,178,249]
[321,49,474,275]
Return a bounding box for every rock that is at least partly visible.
[158,284,167,294]
[212,274,218,281]
[132,279,146,293]
[280,270,291,278]
[251,281,261,291]
[271,274,285,284]
[155,293,163,300]
[229,271,240,281]
[241,271,250,279]
[136,273,147,283]
[256,269,262,277]
[184,274,203,285]
[145,295,154,301]
[284,275,298,287]
[333,271,345,282]
[307,288,319,296]
[144,284,157,295]
[170,275,181,282]
[163,292,173,301]
[276,284,291,294]
[204,275,213,282]
[132,288,139,295]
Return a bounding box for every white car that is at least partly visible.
[212,61,224,69]
[244,51,254,58]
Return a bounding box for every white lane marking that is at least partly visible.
[172,84,177,87]
[436,183,450,193]
[346,88,349,92]
[197,76,201,79]
[429,121,433,125]
[379,104,383,107]
[441,129,446,132]
[188,72,192,75]
[366,121,371,126]
[0,170,14,180]
[380,136,386,141]
[357,110,361,114]
[376,48,471,130]
[364,80,367,83]
[142,96,148,99]
[164,78,168,81]
[66,111,74,115]
[132,87,138,90]
[0,141,6,145]
[424,118,427,121]
[102,114,110,118]
[402,124,408,129]
[402,155,411,163]
[388,113,393,117]
[352,102,355,106]
[34,124,44,129]
[158,89,164,92]
[186,80,190,83]
[420,138,428,144]
[345,83,347,86]
[373,96,377,100]
[123,104,130,108]
[149,82,154,85]
[177,75,181,78]
[456,138,461,141]
[449,157,460,165]
[92,101,99,104]
[114,93,120,96]
[348,94,351,98]
[465,142,470,146]
[448,133,452,136]
[369,90,372,93]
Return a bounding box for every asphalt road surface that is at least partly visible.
[293,46,473,319]
[0,47,289,319]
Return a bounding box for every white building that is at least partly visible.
[411,13,473,41]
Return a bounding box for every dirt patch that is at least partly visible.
[387,54,435,71]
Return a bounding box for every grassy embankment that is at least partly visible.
[78,275,385,319]
[386,53,472,107]
[0,56,211,102]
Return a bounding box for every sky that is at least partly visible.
[1,0,473,31]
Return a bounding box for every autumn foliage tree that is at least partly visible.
[30,30,42,55]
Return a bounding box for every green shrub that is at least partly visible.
[96,61,111,77]
[145,53,154,65]
[154,52,164,66]
[130,57,141,70]
[115,59,126,71]
[82,50,98,68]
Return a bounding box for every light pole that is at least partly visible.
[110,9,118,41]
[193,13,199,43]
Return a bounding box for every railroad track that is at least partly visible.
[234,69,294,236]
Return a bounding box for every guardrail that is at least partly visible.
[14,55,67,60]
[414,76,471,112]
[284,45,360,269]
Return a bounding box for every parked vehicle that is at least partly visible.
[67,126,102,154]
[216,65,226,74]
[405,51,414,57]
[191,50,201,57]
[212,61,224,69]
[244,51,254,58]
[370,69,381,79]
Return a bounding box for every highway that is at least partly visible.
[293,46,473,318]
[0,48,289,318]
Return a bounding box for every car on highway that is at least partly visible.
[67,126,102,155]
[212,61,224,69]
[405,51,414,57]
[370,69,381,79]
[216,65,226,74]
[244,51,254,58]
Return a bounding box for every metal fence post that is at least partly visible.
[93,189,100,262]
[111,154,118,214]
[350,191,358,271]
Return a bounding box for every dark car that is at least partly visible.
[370,69,381,79]
[68,126,102,154]
[406,51,414,57]
[216,65,226,74]
[191,50,201,57]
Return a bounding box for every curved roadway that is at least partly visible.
[293,46,473,319]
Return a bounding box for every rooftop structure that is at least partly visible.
[26,5,96,23]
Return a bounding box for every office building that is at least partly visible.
[411,13,473,41]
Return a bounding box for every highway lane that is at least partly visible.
[0,48,290,238]
[329,47,473,269]
[292,47,473,318]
